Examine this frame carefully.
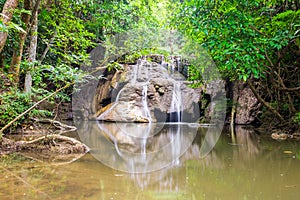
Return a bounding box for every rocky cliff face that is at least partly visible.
[229,81,262,125]
[74,54,259,125]
[95,57,201,123]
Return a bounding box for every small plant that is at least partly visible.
[106,62,124,72]
[293,112,300,125]
[0,88,53,135]
[0,89,32,131]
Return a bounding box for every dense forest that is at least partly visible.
[0,0,299,138]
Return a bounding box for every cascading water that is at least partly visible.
[176,57,181,72]
[142,84,152,122]
[169,81,182,122]
[169,57,176,74]
[169,80,183,164]
[132,63,139,83]
[97,87,126,120]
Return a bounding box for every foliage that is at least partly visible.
[1,0,149,131]
[38,1,96,66]
[81,0,142,41]
[172,0,300,81]
[0,88,51,133]
[171,0,300,123]
[293,112,300,125]
[1,0,299,132]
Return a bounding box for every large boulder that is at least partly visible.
[95,59,201,122]
[233,81,261,124]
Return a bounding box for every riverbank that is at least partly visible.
[0,116,89,158]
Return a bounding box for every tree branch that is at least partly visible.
[278,86,300,92]
[246,79,284,122]
[0,83,71,134]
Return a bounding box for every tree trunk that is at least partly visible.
[9,0,32,84]
[0,0,19,54]
[24,0,41,94]
[39,31,57,64]
[0,52,4,68]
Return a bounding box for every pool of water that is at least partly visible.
[0,124,300,200]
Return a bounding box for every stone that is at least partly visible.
[233,81,261,124]
[157,87,165,95]
[96,59,201,122]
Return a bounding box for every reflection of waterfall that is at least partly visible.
[142,84,151,122]
[83,122,197,173]
[140,123,151,162]
[170,125,181,165]
[169,81,182,122]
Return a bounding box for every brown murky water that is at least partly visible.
[0,124,300,200]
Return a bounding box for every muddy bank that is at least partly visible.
[0,119,89,163]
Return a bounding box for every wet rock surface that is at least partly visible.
[233,81,262,124]
[95,59,201,122]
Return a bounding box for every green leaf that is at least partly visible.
[9,22,26,33]
[0,21,8,32]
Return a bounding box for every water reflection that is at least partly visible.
[75,121,225,191]
[233,126,261,162]
[76,121,198,173]
[1,126,300,200]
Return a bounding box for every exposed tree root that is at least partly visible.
[31,118,77,134]
[1,134,89,161]
[17,134,89,154]
[1,117,88,166]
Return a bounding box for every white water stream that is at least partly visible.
[169,81,182,122]
[142,84,152,122]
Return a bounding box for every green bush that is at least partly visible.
[293,112,300,125]
[0,88,52,135]
[0,89,32,131]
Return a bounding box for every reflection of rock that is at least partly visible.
[76,121,197,173]
[292,132,300,140]
[95,60,201,122]
[271,133,288,140]
[233,126,261,161]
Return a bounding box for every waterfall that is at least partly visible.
[140,57,151,122]
[170,57,175,74]
[161,55,166,67]
[169,81,182,122]
[132,64,138,83]
[176,57,181,72]
[97,87,126,120]
[142,84,152,122]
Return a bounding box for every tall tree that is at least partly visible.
[0,0,18,54]
[9,0,32,84]
[172,0,300,123]
[24,0,41,93]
